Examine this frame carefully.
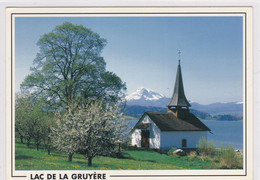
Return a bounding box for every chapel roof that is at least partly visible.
[132,112,210,132]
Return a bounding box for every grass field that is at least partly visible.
[15,142,216,170]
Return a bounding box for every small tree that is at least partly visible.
[15,92,53,150]
[15,93,35,146]
[42,129,52,155]
[50,111,79,161]
[42,112,56,155]
[196,137,215,156]
[218,145,243,169]
[15,93,28,143]
[30,101,47,151]
[51,100,128,166]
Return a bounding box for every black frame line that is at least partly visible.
[10,9,248,178]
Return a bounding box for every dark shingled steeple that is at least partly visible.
[168,51,191,108]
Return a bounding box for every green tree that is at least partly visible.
[21,22,126,110]
[30,99,54,151]
[51,101,128,166]
[42,111,56,155]
[15,93,36,147]
[15,93,30,144]
[15,92,54,151]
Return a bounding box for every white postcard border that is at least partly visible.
[5,6,253,180]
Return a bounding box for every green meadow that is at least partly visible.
[16,141,216,170]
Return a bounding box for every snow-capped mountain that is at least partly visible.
[125,87,243,116]
[126,87,164,101]
[125,87,170,107]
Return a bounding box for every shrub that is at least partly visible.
[196,137,215,156]
[188,151,198,160]
[167,147,178,155]
[218,145,243,169]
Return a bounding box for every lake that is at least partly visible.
[202,120,243,150]
[128,119,243,150]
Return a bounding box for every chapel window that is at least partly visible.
[182,139,187,147]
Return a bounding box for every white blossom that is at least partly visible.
[51,100,128,165]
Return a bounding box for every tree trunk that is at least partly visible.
[88,157,92,167]
[36,144,39,151]
[26,140,30,147]
[47,148,51,155]
[68,153,73,162]
[20,137,23,144]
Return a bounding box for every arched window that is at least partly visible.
[182,139,187,147]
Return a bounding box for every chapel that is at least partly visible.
[131,52,210,149]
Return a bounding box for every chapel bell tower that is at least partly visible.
[167,51,191,118]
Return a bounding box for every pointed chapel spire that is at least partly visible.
[168,51,191,108]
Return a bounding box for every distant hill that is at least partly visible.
[125,87,243,116]
[190,102,243,116]
[211,114,243,121]
[124,105,242,121]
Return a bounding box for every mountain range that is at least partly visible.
[125,87,169,107]
[125,87,243,119]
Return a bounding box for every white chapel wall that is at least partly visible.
[144,116,160,149]
[131,115,161,149]
[131,129,141,147]
[160,131,207,149]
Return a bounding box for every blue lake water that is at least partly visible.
[202,120,243,150]
[128,119,243,150]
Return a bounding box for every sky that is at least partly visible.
[15,16,243,105]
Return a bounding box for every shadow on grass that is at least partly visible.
[73,160,127,169]
[51,153,68,158]
[111,151,158,163]
[111,152,135,160]
[72,160,105,169]
[72,154,155,169]
[16,155,34,160]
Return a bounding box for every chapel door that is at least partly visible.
[141,130,150,148]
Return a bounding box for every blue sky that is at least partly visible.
[15,16,243,104]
